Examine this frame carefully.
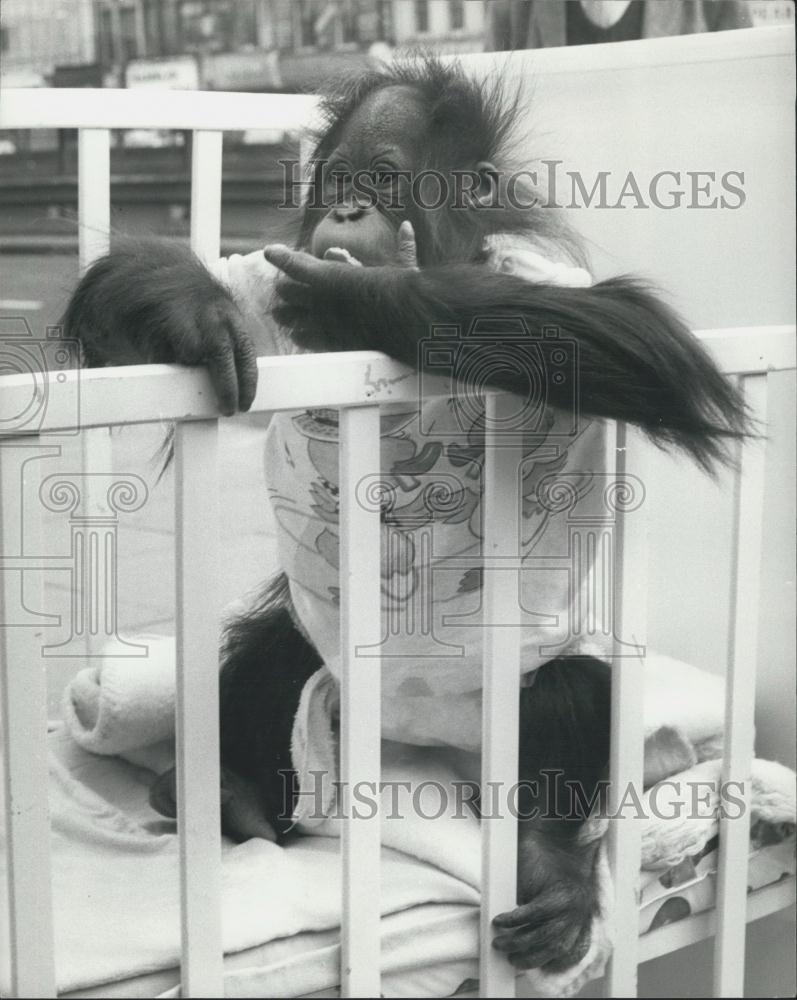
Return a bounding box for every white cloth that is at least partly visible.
[1,727,481,998]
[61,635,177,766]
[25,646,794,998]
[218,242,611,749]
[266,399,611,750]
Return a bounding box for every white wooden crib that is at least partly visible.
[1,26,795,1000]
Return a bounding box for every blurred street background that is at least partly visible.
[0,0,792,711]
[1,1,791,333]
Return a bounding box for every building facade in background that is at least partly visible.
[1,1,487,93]
[747,1,794,25]
[0,0,96,85]
[6,2,788,95]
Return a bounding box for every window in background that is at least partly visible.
[449,0,465,31]
[376,0,394,42]
[414,0,429,34]
[230,0,258,49]
[142,0,165,55]
[293,0,363,51]
[340,0,359,45]
[294,0,322,49]
[98,3,141,63]
[178,0,256,54]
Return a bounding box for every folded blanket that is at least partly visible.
[54,642,795,998]
[1,728,483,997]
[63,643,723,782]
[62,635,177,768]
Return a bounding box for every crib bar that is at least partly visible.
[605,423,648,999]
[0,87,319,133]
[713,375,768,998]
[0,442,57,998]
[190,131,223,266]
[77,128,115,657]
[174,419,224,997]
[0,355,450,434]
[5,325,792,435]
[479,394,522,999]
[697,326,796,376]
[77,128,110,271]
[339,405,382,998]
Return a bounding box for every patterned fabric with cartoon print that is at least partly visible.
[215,239,614,750]
[265,395,610,750]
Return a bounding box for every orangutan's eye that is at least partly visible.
[372,163,398,187]
[326,161,351,194]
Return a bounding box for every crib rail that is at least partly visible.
[2,330,794,1000]
[1,81,796,1000]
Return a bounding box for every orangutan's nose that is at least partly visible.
[332,201,367,222]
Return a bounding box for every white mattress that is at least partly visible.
[8,727,791,1000]
[59,839,794,998]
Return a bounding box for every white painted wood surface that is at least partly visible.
[0,336,793,994]
[0,88,319,133]
[453,880,797,1000]
[713,375,768,998]
[644,876,796,966]
[190,131,223,266]
[174,420,224,997]
[77,126,115,654]
[479,395,522,998]
[1,328,791,434]
[697,326,796,376]
[0,353,442,430]
[605,423,648,999]
[0,443,56,998]
[77,128,111,272]
[458,24,791,78]
[339,406,383,997]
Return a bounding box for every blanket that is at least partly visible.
[3,641,791,997]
